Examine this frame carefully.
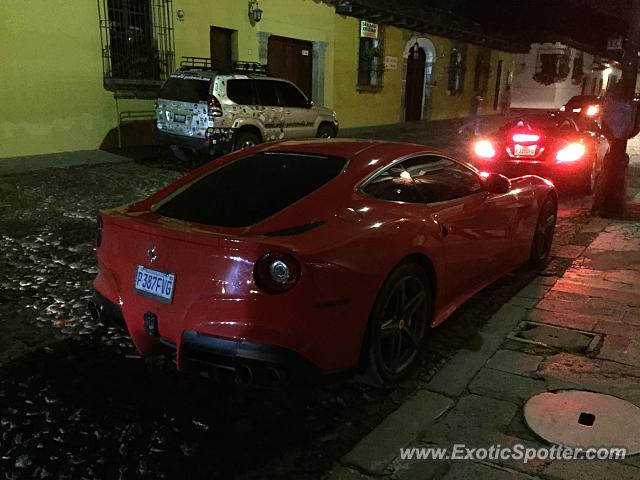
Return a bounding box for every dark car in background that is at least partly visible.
[471,114,609,193]
[559,95,601,121]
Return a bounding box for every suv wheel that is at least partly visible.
[170,145,200,162]
[233,131,260,151]
[317,124,336,138]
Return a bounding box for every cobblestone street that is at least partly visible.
[1,119,640,479]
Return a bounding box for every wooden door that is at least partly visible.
[268,36,313,99]
[405,47,426,121]
[210,26,234,71]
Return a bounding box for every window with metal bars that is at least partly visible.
[98,0,175,93]
[357,25,385,90]
[448,48,466,95]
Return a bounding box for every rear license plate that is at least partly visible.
[134,266,175,303]
[514,144,537,156]
[173,114,187,123]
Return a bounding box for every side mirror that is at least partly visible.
[482,173,511,194]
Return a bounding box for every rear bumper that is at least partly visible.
[156,130,233,152]
[475,158,591,186]
[89,289,330,383]
[178,331,322,383]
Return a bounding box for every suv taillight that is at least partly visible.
[208,95,223,117]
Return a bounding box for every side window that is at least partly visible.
[402,156,483,203]
[275,81,308,108]
[253,80,279,106]
[226,79,255,105]
[362,164,423,204]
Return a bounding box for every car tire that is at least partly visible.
[364,263,432,385]
[233,131,261,151]
[170,145,201,163]
[529,197,557,265]
[316,124,336,138]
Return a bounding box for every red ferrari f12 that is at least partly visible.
[91,140,557,384]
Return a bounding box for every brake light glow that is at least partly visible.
[585,105,599,117]
[512,133,540,143]
[556,143,586,163]
[474,140,496,159]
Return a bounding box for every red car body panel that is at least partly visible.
[93,140,554,374]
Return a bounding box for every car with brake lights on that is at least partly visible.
[90,139,557,386]
[471,114,609,193]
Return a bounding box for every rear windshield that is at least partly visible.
[154,153,346,227]
[158,75,212,103]
[565,96,598,108]
[499,115,561,132]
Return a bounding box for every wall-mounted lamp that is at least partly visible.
[248,0,263,24]
[176,9,185,21]
[412,39,420,60]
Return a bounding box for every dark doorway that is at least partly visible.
[405,46,426,121]
[210,26,234,71]
[268,36,313,99]
[494,60,503,110]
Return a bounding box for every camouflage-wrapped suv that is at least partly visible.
[156,61,339,160]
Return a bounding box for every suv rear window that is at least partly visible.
[159,76,212,103]
[155,153,346,227]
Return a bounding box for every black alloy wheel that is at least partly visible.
[366,263,431,384]
[530,197,557,265]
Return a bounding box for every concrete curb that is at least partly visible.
[0,150,130,176]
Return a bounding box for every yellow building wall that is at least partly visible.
[332,17,404,128]
[0,0,149,158]
[0,0,517,158]
[173,0,336,106]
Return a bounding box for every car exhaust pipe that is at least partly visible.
[235,365,254,385]
[266,367,286,386]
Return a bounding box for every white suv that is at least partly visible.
[156,60,339,160]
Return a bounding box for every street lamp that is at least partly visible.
[248,0,263,23]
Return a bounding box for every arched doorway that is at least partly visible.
[402,37,436,122]
[405,46,426,121]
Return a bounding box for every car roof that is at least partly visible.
[257,139,451,176]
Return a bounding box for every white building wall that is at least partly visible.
[512,42,619,109]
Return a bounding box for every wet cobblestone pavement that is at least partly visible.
[0,149,623,479]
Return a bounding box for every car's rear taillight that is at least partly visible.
[585,105,599,117]
[474,139,496,159]
[208,95,223,117]
[559,105,566,112]
[253,252,300,293]
[512,133,540,143]
[96,215,103,248]
[556,143,586,163]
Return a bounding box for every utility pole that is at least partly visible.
[594,0,640,217]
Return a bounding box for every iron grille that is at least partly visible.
[98,0,175,93]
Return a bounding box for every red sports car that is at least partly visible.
[471,114,609,193]
[90,140,557,385]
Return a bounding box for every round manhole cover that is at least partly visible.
[524,390,640,454]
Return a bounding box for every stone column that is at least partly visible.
[257,31,271,65]
[312,41,328,104]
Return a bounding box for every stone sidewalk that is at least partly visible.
[325,216,640,480]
